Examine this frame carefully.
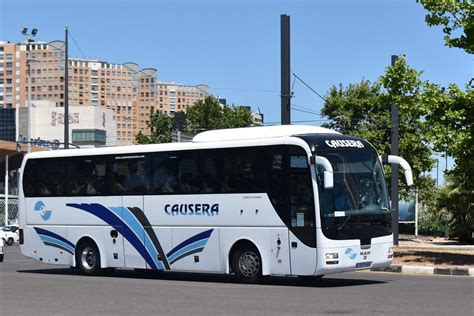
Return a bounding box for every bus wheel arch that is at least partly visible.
[228,239,265,283]
[74,236,103,275]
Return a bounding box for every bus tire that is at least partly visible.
[75,240,101,276]
[0,254,3,262]
[231,245,262,283]
[7,237,14,246]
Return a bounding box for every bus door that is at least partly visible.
[288,150,317,275]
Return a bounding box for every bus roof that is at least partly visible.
[21,125,339,161]
[192,125,339,143]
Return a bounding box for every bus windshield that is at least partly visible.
[316,148,391,241]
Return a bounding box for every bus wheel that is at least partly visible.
[75,240,101,276]
[231,246,262,283]
[7,237,14,245]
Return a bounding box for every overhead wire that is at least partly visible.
[292,72,326,102]
[68,30,87,60]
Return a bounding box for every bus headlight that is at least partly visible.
[388,247,393,254]
[325,253,339,260]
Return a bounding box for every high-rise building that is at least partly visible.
[0,40,210,145]
[156,81,209,114]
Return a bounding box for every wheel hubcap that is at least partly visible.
[81,246,96,270]
[238,251,260,278]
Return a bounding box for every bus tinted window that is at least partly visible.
[221,148,260,193]
[24,158,66,197]
[178,152,200,194]
[265,146,288,223]
[150,153,179,194]
[112,156,148,195]
[23,159,41,197]
[68,157,107,196]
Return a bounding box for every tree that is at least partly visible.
[423,83,473,192]
[135,109,173,144]
[321,57,436,204]
[419,0,474,54]
[186,96,254,133]
[436,176,473,242]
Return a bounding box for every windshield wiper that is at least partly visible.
[336,215,351,231]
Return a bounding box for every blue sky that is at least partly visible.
[1,0,471,181]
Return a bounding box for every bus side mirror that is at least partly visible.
[380,155,414,187]
[311,156,334,189]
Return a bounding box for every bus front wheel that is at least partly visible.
[75,240,101,276]
[231,246,262,283]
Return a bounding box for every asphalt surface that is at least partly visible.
[1,245,473,315]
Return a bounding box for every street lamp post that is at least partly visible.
[21,27,38,153]
[64,25,69,149]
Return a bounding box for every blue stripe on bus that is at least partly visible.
[33,227,75,249]
[39,235,75,254]
[167,239,208,263]
[110,206,163,269]
[167,229,213,258]
[43,241,74,254]
[67,203,161,270]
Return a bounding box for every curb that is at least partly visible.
[370,265,474,277]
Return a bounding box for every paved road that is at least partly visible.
[1,245,473,315]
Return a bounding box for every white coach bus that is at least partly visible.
[18,125,413,282]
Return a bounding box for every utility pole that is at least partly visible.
[64,25,69,149]
[280,14,291,125]
[391,55,400,245]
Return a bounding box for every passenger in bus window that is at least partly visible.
[180,172,196,193]
[112,172,125,194]
[123,161,144,193]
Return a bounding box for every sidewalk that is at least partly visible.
[370,235,474,277]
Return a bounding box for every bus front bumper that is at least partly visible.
[315,240,393,275]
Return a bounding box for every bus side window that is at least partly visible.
[23,160,41,197]
[199,150,220,193]
[68,157,107,196]
[150,153,178,194]
[38,158,66,196]
[177,152,199,194]
[112,157,148,195]
[265,146,289,224]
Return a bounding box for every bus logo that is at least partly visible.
[34,201,52,221]
[345,248,357,260]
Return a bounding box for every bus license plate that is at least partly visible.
[356,261,372,269]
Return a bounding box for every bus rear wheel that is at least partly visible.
[7,237,14,245]
[231,246,262,283]
[75,240,101,276]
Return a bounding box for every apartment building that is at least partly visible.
[0,40,210,144]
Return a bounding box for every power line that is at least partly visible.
[292,72,326,102]
[68,30,87,60]
[291,106,322,116]
[291,103,323,115]
[264,119,328,125]
[210,87,279,93]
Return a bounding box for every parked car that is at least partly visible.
[0,237,4,262]
[1,226,19,245]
